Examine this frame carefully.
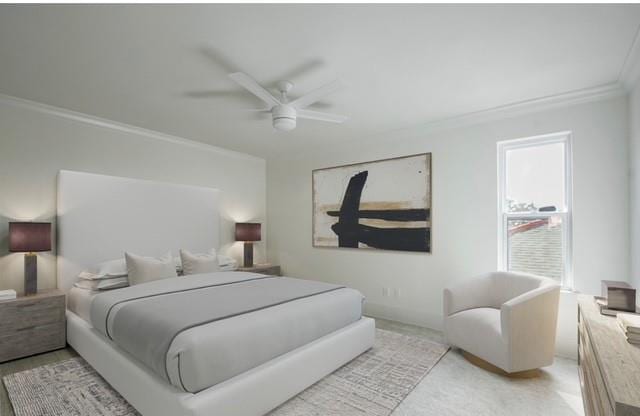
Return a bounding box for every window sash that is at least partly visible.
[504,214,568,281]
[502,211,568,218]
[497,132,573,290]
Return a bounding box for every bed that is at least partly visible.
[57,170,375,416]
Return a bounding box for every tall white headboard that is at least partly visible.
[57,170,219,292]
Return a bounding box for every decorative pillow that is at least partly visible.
[179,249,220,276]
[74,276,129,291]
[217,254,235,267]
[77,271,116,281]
[218,255,238,271]
[125,252,177,286]
[174,256,183,273]
[96,258,128,277]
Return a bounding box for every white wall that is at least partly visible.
[0,97,266,294]
[267,96,630,358]
[630,84,640,296]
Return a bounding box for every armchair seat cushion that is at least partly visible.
[445,307,507,370]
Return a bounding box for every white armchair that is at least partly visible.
[443,271,560,375]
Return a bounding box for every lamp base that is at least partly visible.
[243,242,254,268]
[24,253,38,295]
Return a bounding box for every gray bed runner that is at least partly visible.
[90,272,345,385]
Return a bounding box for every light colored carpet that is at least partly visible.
[3,358,138,416]
[269,329,449,416]
[3,329,448,416]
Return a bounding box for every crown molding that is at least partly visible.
[0,79,628,162]
[392,82,627,137]
[620,24,640,91]
[0,93,264,162]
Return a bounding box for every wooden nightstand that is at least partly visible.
[0,289,66,363]
[237,264,281,276]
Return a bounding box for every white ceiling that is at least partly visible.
[1,4,639,159]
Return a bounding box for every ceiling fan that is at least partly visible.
[228,72,348,131]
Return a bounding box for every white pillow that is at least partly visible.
[96,256,182,278]
[174,256,183,272]
[96,258,128,277]
[218,255,238,271]
[77,271,114,281]
[217,254,235,267]
[180,249,220,276]
[75,277,129,291]
[125,252,177,286]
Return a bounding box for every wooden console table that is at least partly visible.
[578,295,640,415]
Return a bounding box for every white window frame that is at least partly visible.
[497,131,574,290]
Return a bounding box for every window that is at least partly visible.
[498,132,573,289]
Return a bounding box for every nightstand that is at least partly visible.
[0,289,66,362]
[237,264,281,276]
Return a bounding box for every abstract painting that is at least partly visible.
[313,153,431,252]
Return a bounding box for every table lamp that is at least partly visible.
[9,222,51,295]
[235,223,261,268]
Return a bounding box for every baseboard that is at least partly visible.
[364,301,443,331]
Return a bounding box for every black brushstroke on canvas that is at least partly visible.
[326,209,430,221]
[329,171,430,252]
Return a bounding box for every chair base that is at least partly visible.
[461,350,541,379]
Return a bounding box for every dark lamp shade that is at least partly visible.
[235,223,261,242]
[9,222,52,252]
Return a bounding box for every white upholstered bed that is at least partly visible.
[57,170,375,416]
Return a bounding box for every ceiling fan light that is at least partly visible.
[273,117,296,131]
[227,72,346,132]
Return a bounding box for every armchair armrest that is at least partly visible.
[443,276,495,317]
[500,284,560,370]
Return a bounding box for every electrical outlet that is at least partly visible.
[382,287,389,297]
[393,288,401,298]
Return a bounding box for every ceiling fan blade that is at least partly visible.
[229,72,281,107]
[297,109,348,123]
[290,79,344,109]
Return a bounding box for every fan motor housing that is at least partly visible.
[272,104,297,131]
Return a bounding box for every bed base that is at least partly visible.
[66,311,375,416]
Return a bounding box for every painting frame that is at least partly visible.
[312,152,432,253]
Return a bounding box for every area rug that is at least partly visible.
[3,329,448,416]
